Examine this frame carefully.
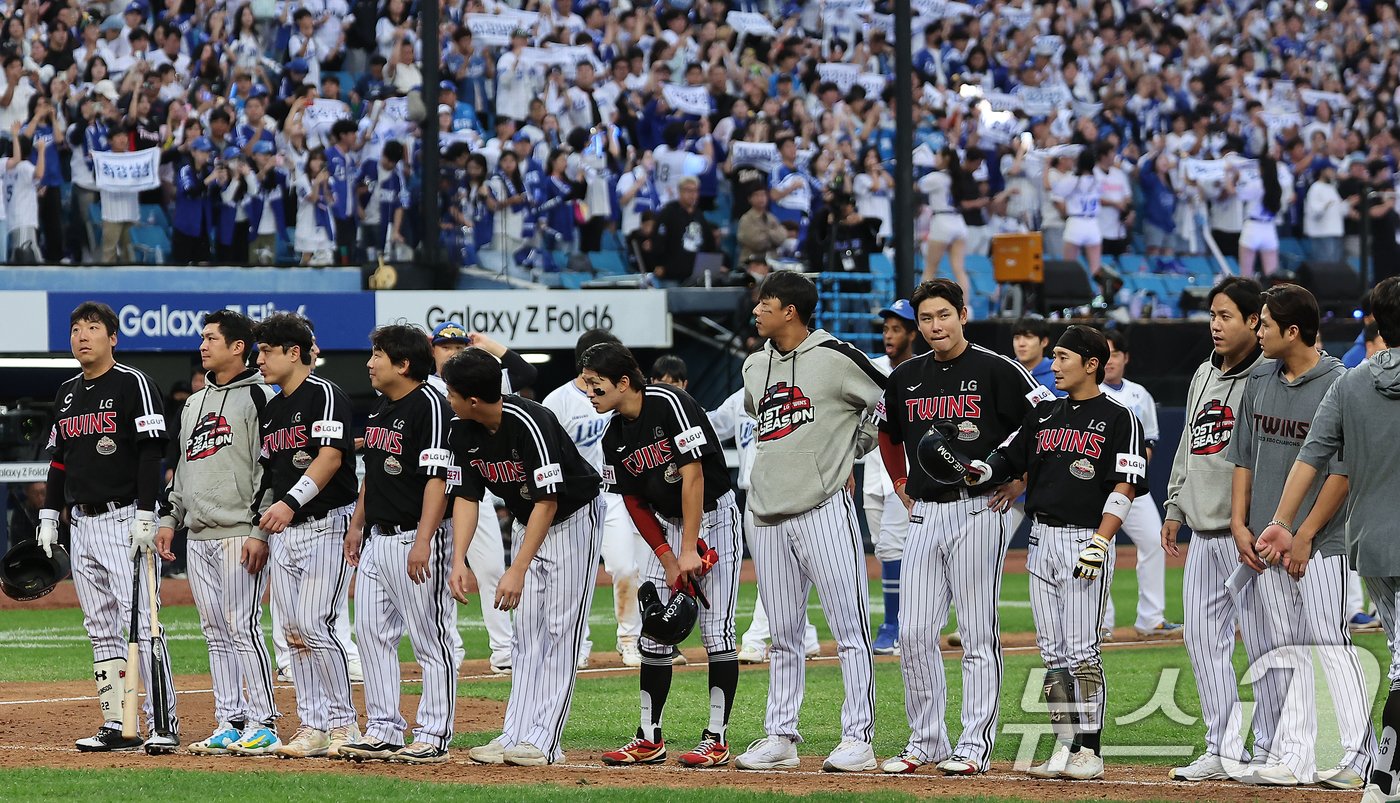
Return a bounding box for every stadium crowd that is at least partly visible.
[0,0,1397,296]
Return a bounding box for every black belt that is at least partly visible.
[932,210,961,215]
[1033,513,1071,528]
[75,500,133,516]
[923,484,992,505]
[1247,217,1274,223]
[372,522,419,536]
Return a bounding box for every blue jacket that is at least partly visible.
[173,161,214,237]
[1032,357,1066,397]
[248,168,289,239]
[327,145,355,221]
[536,175,577,242]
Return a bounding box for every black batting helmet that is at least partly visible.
[1,541,72,601]
[638,581,699,646]
[917,425,973,486]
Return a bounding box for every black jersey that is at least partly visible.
[47,364,167,505]
[257,374,359,522]
[601,384,732,518]
[997,392,1148,529]
[876,343,1051,500]
[362,383,453,530]
[446,394,600,523]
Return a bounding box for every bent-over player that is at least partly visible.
[583,343,742,768]
[41,301,178,752]
[340,325,458,764]
[972,325,1146,781]
[251,313,361,758]
[157,310,280,755]
[444,349,604,767]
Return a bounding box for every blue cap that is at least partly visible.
[222,145,242,161]
[248,84,268,99]
[878,299,915,321]
[431,322,470,345]
[511,131,531,144]
[124,2,143,14]
[252,140,275,155]
[439,80,456,92]
[287,58,309,73]
[100,13,124,31]
[190,137,214,152]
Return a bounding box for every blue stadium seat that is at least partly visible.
[129,226,171,264]
[560,272,589,289]
[869,252,894,278]
[588,251,628,275]
[1116,254,1147,274]
[1179,256,1216,280]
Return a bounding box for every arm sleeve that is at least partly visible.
[1297,378,1345,470]
[623,493,668,552]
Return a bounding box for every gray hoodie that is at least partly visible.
[1298,348,1400,575]
[1228,353,1345,557]
[1164,345,1270,535]
[160,369,274,541]
[743,329,885,525]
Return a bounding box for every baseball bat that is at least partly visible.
[145,551,172,740]
[121,553,142,739]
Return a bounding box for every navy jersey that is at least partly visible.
[257,374,359,521]
[362,383,453,530]
[48,364,167,504]
[600,384,732,518]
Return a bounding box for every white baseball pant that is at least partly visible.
[578,492,644,660]
[467,491,514,669]
[1103,491,1167,632]
[187,536,278,727]
[740,508,819,654]
[863,488,909,562]
[751,490,875,744]
[272,583,360,676]
[643,492,742,656]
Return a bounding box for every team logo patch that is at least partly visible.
[186,413,234,460]
[601,465,616,485]
[445,465,462,486]
[1115,452,1147,477]
[663,463,681,484]
[311,420,344,439]
[755,382,815,441]
[519,484,532,500]
[1026,385,1056,405]
[383,456,402,475]
[956,420,979,441]
[292,450,313,470]
[1189,399,1235,455]
[96,436,116,455]
[135,413,166,434]
[675,425,707,453]
[1070,458,1095,480]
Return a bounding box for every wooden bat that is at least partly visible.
[121,553,141,739]
[145,551,173,745]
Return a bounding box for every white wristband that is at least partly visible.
[1102,491,1132,521]
[39,508,60,523]
[284,475,320,511]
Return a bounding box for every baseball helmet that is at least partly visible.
[917,425,973,486]
[1,541,71,601]
[638,581,699,646]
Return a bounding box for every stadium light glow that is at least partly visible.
[0,358,82,369]
[521,353,552,364]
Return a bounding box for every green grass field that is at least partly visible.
[1,565,1390,800]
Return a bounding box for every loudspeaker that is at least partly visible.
[1298,261,1361,314]
[1040,260,1096,313]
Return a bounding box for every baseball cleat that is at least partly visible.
[872,623,899,655]
[347,660,364,684]
[576,653,591,670]
[1099,627,1115,642]
[823,739,877,772]
[490,664,512,676]
[1317,765,1365,790]
[1361,782,1400,803]
[503,742,549,766]
[601,734,666,766]
[76,726,143,752]
[326,723,361,758]
[390,742,449,764]
[188,722,242,755]
[1169,753,1233,781]
[672,649,689,665]
[1244,764,1298,786]
[275,669,293,685]
[144,732,180,755]
[468,737,507,764]
[734,735,800,770]
[618,639,642,668]
[946,631,962,648]
[274,727,329,758]
[1135,621,1184,638]
[881,750,926,774]
[227,726,280,756]
[1351,613,1384,633]
[1063,748,1104,780]
[1027,742,1072,778]
[936,755,981,775]
[804,643,821,659]
[737,645,768,664]
[677,732,729,768]
[336,738,403,761]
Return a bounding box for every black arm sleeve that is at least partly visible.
[44,465,66,511]
[500,349,538,393]
[137,440,164,512]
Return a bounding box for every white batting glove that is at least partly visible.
[129,510,158,560]
[1073,534,1111,581]
[964,460,993,486]
[37,509,60,558]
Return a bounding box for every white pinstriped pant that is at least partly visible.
[644,492,741,656]
[899,496,1010,768]
[498,496,604,762]
[187,536,278,727]
[71,504,178,733]
[1364,575,1400,683]
[751,490,875,744]
[356,525,460,749]
[269,504,357,732]
[1027,521,1112,732]
[466,491,515,669]
[740,508,820,654]
[579,492,645,659]
[1250,555,1376,780]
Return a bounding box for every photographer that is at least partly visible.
[805,190,879,274]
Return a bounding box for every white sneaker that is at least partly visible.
[823,739,876,772]
[1318,764,1365,790]
[1245,764,1298,786]
[672,649,688,665]
[734,735,799,770]
[1362,783,1400,803]
[327,723,361,758]
[804,644,821,659]
[1063,748,1104,780]
[503,742,549,766]
[576,653,591,670]
[347,660,364,683]
[1169,753,1232,781]
[1027,742,1072,778]
[468,737,507,764]
[737,644,768,664]
[618,638,642,668]
[274,727,329,759]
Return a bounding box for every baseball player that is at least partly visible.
[541,328,644,669]
[156,310,281,756]
[733,271,886,773]
[443,349,604,767]
[584,343,742,768]
[250,313,361,758]
[1162,276,1280,782]
[1254,276,1400,803]
[427,322,523,674]
[1098,330,1180,639]
[339,325,459,764]
[867,300,917,657]
[40,301,178,753]
[972,325,1146,781]
[875,280,1049,775]
[1228,284,1375,788]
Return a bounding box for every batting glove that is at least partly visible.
[1073,534,1111,581]
[129,510,158,560]
[696,537,718,578]
[964,460,993,486]
[37,508,60,558]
